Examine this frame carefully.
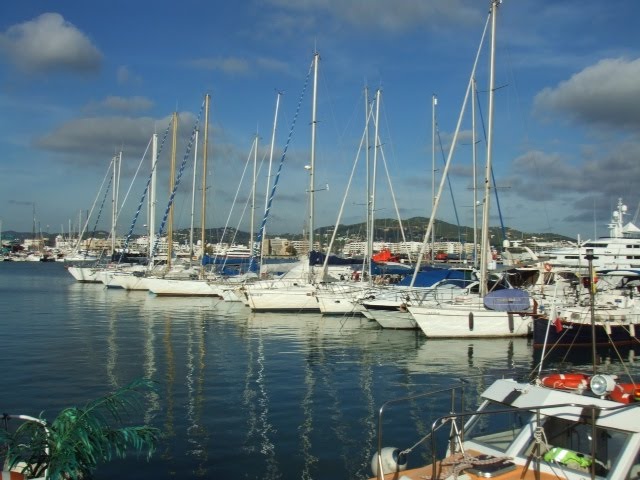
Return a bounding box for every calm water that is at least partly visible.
[1,262,635,479]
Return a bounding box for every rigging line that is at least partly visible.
[210,137,258,270]
[229,149,268,254]
[319,62,359,173]
[473,87,506,243]
[321,105,370,279]
[152,100,206,258]
[371,96,411,259]
[115,141,151,226]
[248,58,315,273]
[435,125,463,245]
[222,151,269,274]
[88,163,115,263]
[113,140,152,260]
[376,94,413,261]
[120,120,173,258]
[74,158,115,255]
[409,8,491,286]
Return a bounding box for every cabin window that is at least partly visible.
[463,401,533,453]
[524,416,630,478]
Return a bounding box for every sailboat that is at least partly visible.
[369,4,640,479]
[244,52,354,312]
[406,0,535,339]
[112,104,206,292]
[66,152,122,283]
[144,94,222,297]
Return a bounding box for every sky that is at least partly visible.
[1,0,640,243]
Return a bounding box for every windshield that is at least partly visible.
[463,401,534,453]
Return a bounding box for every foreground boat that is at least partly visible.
[370,374,640,480]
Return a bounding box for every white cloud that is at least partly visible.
[0,13,102,74]
[534,57,640,130]
[33,113,198,162]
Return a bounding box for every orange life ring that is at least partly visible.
[544,263,552,272]
[540,373,589,391]
[609,383,640,404]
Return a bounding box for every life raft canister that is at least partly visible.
[540,373,589,391]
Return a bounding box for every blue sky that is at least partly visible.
[1,0,639,242]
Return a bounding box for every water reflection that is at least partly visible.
[8,263,640,480]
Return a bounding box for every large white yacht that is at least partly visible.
[544,198,640,271]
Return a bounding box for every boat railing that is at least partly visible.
[427,398,636,480]
[373,382,466,480]
[1,413,49,479]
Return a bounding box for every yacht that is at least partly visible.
[544,199,640,271]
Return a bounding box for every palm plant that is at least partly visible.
[1,378,160,479]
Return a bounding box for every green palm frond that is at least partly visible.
[2,378,160,479]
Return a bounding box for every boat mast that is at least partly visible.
[250,133,258,256]
[167,112,178,270]
[472,78,478,267]
[479,0,499,297]
[189,129,199,261]
[370,89,381,263]
[365,86,372,280]
[263,92,281,258]
[431,94,436,264]
[149,134,158,263]
[200,94,210,279]
[308,52,319,281]
[111,152,121,256]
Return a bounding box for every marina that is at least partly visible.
[2,1,640,478]
[2,260,639,479]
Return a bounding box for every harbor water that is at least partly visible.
[1,262,635,479]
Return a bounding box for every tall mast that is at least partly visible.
[200,94,210,278]
[308,52,319,265]
[111,153,121,255]
[149,134,158,261]
[364,86,372,280]
[472,79,478,267]
[370,89,381,262]
[189,129,199,260]
[263,92,281,257]
[431,94,437,263]
[480,0,499,297]
[250,134,258,255]
[167,112,178,270]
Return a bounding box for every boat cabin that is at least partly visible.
[372,378,640,480]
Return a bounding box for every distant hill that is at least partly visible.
[3,217,573,248]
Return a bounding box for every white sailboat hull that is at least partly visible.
[409,301,532,338]
[245,284,319,312]
[66,266,102,283]
[146,278,221,297]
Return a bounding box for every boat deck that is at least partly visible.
[371,451,563,480]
